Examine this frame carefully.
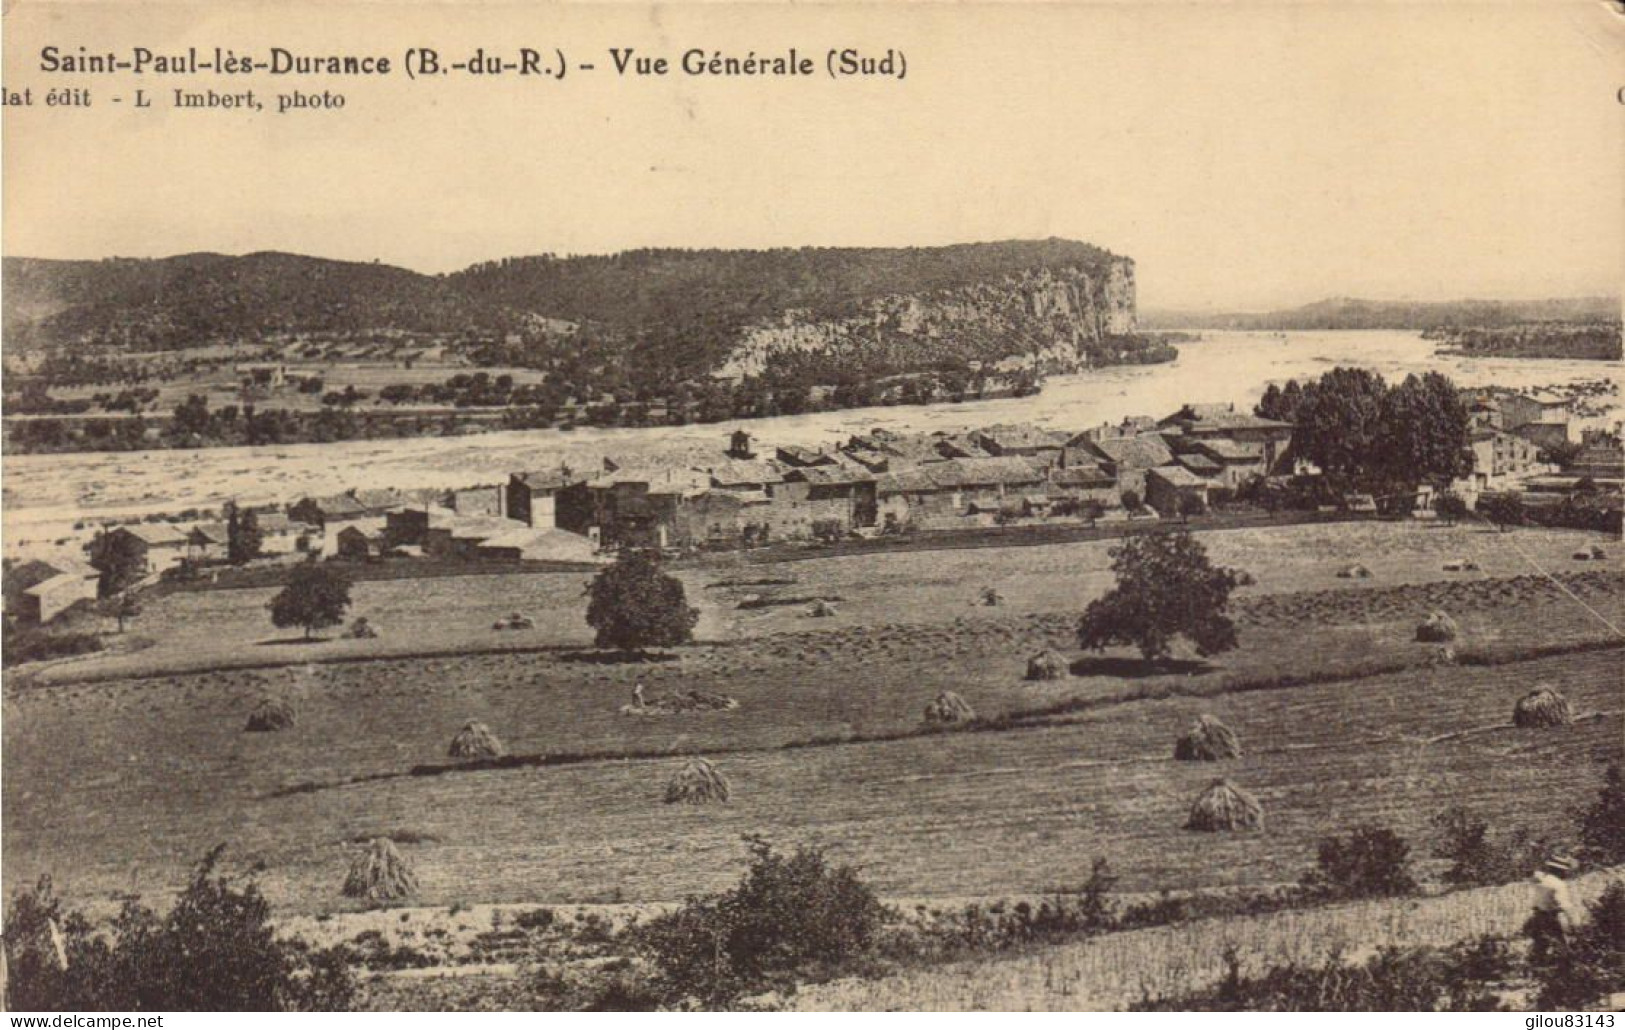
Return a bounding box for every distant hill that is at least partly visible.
[3,240,1140,385]
[2,252,493,352]
[1142,295,1620,332]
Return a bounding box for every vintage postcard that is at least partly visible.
[1,0,1621,1015]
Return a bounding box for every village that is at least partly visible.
[5,380,1620,631]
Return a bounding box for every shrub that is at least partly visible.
[2,846,356,1011]
[1133,937,1506,1011]
[634,835,888,1004]
[1302,825,1417,899]
[1577,762,1625,867]
[1431,807,1551,888]
[1,626,103,668]
[1534,882,1625,1010]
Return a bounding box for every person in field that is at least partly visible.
[1525,854,1579,967]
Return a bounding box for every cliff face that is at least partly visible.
[721,258,1137,378]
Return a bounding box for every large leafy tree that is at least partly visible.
[1374,372,1472,492]
[267,564,352,639]
[585,549,699,651]
[1291,367,1389,487]
[1078,529,1244,663]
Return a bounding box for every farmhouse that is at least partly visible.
[1047,461,1118,508]
[558,466,713,549]
[1069,433,1175,500]
[967,424,1068,467]
[289,492,369,528]
[384,504,458,548]
[186,522,230,561]
[96,523,189,574]
[253,512,311,555]
[1463,428,1543,490]
[505,469,575,528]
[1146,465,1212,516]
[1157,403,1293,481]
[422,514,520,559]
[334,524,379,559]
[472,526,601,564]
[451,485,504,518]
[3,557,99,624]
[776,465,879,535]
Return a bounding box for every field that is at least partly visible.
[18,520,1613,685]
[4,520,1620,928]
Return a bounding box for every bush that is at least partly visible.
[634,835,888,1004]
[1133,937,1506,1011]
[1577,762,1625,867]
[2,846,356,1011]
[1431,807,1550,888]
[1,626,103,668]
[1301,825,1417,899]
[1534,882,1625,1010]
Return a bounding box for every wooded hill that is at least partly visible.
[5,240,1124,359]
[1143,295,1619,332]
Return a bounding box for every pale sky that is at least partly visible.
[3,1,1622,311]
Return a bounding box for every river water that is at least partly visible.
[4,331,1619,555]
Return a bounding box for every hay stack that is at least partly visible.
[342,838,419,901]
[664,758,731,805]
[448,720,505,759]
[923,691,976,725]
[1185,778,1263,831]
[1174,715,1243,761]
[1415,611,1460,643]
[980,588,1005,607]
[244,696,296,732]
[1025,649,1070,681]
[1513,687,1574,729]
[808,599,839,618]
[346,617,378,639]
[1337,563,1371,579]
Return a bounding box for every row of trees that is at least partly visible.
[1257,369,1473,501]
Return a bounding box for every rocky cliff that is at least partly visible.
[721,258,1137,378]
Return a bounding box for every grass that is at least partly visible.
[788,870,1625,1011]
[3,522,1617,935]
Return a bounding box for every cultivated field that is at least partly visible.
[20,520,1611,685]
[4,519,1620,921]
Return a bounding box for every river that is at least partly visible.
[4,330,1619,556]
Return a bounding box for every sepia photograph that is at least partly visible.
[1,0,1621,1016]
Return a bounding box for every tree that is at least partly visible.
[1435,491,1469,526]
[1477,492,1525,533]
[584,548,699,651]
[100,592,142,633]
[1120,489,1143,514]
[227,506,264,565]
[1291,368,1390,488]
[267,564,352,639]
[1078,529,1243,663]
[1374,373,1471,492]
[1178,492,1208,523]
[87,529,147,598]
